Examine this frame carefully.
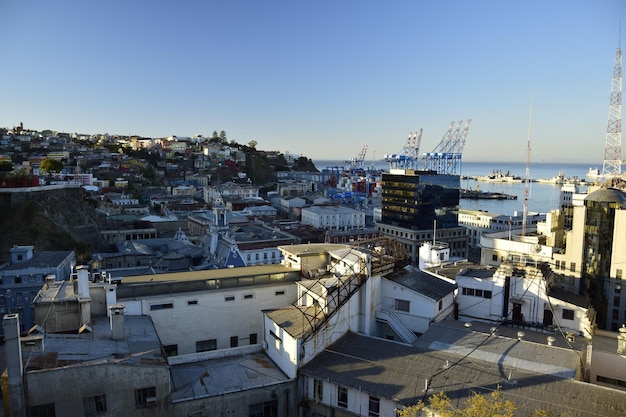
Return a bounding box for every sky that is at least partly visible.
[1,1,624,164]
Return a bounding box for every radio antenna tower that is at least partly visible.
[522,91,533,238]
[602,28,622,178]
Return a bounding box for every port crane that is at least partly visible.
[384,129,422,170]
[345,145,368,171]
[422,119,472,175]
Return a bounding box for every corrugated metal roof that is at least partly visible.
[170,352,290,402]
[300,326,626,416]
[384,268,457,301]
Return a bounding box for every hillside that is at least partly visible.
[0,186,106,263]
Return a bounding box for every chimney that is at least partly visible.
[76,266,91,327]
[3,313,26,417]
[45,274,56,289]
[76,265,90,298]
[109,304,125,340]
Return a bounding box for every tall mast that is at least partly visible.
[602,28,623,178]
[522,91,533,238]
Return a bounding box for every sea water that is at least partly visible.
[313,160,599,216]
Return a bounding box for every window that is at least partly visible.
[249,333,257,344]
[163,344,178,356]
[615,296,621,307]
[248,400,278,417]
[438,300,443,311]
[230,336,239,347]
[570,262,576,272]
[150,303,173,310]
[368,395,380,417]
[134,386,157,408]
[618,269,623,280]
[188,300,198,305]
[269,330,282,343]
[15,276,21,284]
[83,394,107,416]
[314,379,323,403]
[597,375,626,388]
[225,295,235,301]
[196,339,217,352]
[337,386,348,408]
[616,284,622,294]
[492,254,497,261]
[394,299,410,312]
[244,294,254,299]
[562,309,574,320]
[275,290,285,296]
[29,403,56,417]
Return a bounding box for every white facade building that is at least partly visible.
[301,205,365,231]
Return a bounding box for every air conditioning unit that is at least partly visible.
[145,397,157,407]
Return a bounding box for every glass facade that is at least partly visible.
[380,170,460,230]
[582,188,626,329]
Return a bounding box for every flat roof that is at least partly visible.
[122,264,299,284]
[278,243,347,257]
[384,268,457,301]
[265,306,317,339]
[24,315,165,370]
[170,351,290,402]
[301,324,626,416]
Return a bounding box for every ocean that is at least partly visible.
[313,160,599,216]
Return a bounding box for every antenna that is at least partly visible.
[522,90,533,237]
[601,28,623,178]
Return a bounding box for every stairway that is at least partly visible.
[375,309,417,344]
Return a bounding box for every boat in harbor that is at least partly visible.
[586,167,602,179]
[536,170,586,185]
[460,188,517,200]
[474,169,524,183]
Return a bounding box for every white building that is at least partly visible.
[117,264,300,356]
[204,182,259,204]
[301,205,365,231]
[458,208,546,248]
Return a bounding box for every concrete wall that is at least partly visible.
[26,363,171,417]
[303,375,398,417]
[132,282,297,355]
[172,380,297,417]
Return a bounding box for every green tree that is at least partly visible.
[40,159,63,173]
[396,388,554,417]
[0,161,13,171]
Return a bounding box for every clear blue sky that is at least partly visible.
[1,1,624,163]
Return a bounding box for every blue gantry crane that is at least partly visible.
[422,119,471,175]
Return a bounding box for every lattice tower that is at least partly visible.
[602,45,622,177]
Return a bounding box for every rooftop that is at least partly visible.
[170,351,290,403]
[1,250,74,273]
[384,267,457,301]
[24,315,165,371]
[301,322,626,416]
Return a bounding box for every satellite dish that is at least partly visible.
[531,244,541,254]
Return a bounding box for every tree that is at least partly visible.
[396,388,554,417]
[248,140,258,149]
[0,161,13,172]
[40,159,63,173]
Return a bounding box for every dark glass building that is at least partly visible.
[376,169,467,264]
[380,170,460,230]
[582,188,626,330]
